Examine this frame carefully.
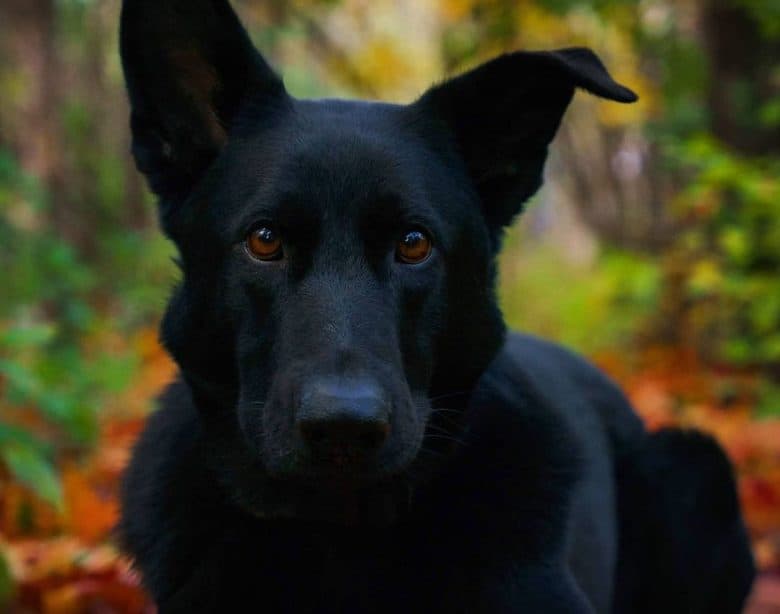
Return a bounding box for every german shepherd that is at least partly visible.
[118,1,755,611]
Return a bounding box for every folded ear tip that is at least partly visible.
[552,47,639,103]
[614,86,639,103]
[578,81,638,104]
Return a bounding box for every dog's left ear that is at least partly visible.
[415,48,637,233]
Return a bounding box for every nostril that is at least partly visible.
[300,422,328,447]
[358,422,390,451]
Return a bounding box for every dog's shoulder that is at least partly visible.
[498,332,645,456]
[118,378,223,600]
[439,335,596,560]
[463,331,641,494]
[465,333,645,609]
[120,379,204,510]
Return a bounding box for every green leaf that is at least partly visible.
[0,442,63,511]
[0,422,47,451]
[756,382,780,419]
[0,324,57,349]
[0,548,14,609]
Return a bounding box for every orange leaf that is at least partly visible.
[62,466,118,544]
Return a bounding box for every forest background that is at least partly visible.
[0,0,778,611]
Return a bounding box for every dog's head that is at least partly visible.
[121,0,635,522]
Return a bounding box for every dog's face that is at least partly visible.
[178,99,497,484]
[121,0,635,521]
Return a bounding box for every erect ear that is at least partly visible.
[120,0,288,203]
[415,48,637,234]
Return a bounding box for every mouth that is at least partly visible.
[230,389,446,524]
[250,475,414,526]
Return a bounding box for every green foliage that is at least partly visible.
[0,151,142,505]
[0,547,13,609]
[0,429,63,511]
[736,0,780,38]
[756,381,780,419]
[667,136,780,365]
[500,232,661,355]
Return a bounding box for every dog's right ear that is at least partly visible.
[120,0,288,205]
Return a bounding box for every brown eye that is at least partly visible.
[246,226,283,261]
[396,229,432,264]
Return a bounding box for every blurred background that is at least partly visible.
[0,0,778,611]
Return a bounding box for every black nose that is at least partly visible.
[297,377,391,462]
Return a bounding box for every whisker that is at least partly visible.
[428,390,470,403]
[425,423,466,441]
[428,407,463,415]
[428,409,465,428]
[416,446,448,459]
[424,434,466,446]
[425,423,456,435]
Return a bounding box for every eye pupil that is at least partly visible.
[396,229,432,264]
[246,226,283,260]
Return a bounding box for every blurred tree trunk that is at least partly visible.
[555,118,679,253]
[701,0,780,155]
[0,0,62,193]
[82,2,150,234]
[0,0,88,247]
[0,0,152,250]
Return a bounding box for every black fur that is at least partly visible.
[614,429,756,613]
[117,1,755,612]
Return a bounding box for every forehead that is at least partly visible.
[213,99,454,232]
[279,101,420,204]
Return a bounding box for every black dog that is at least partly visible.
[118,1,755,612]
